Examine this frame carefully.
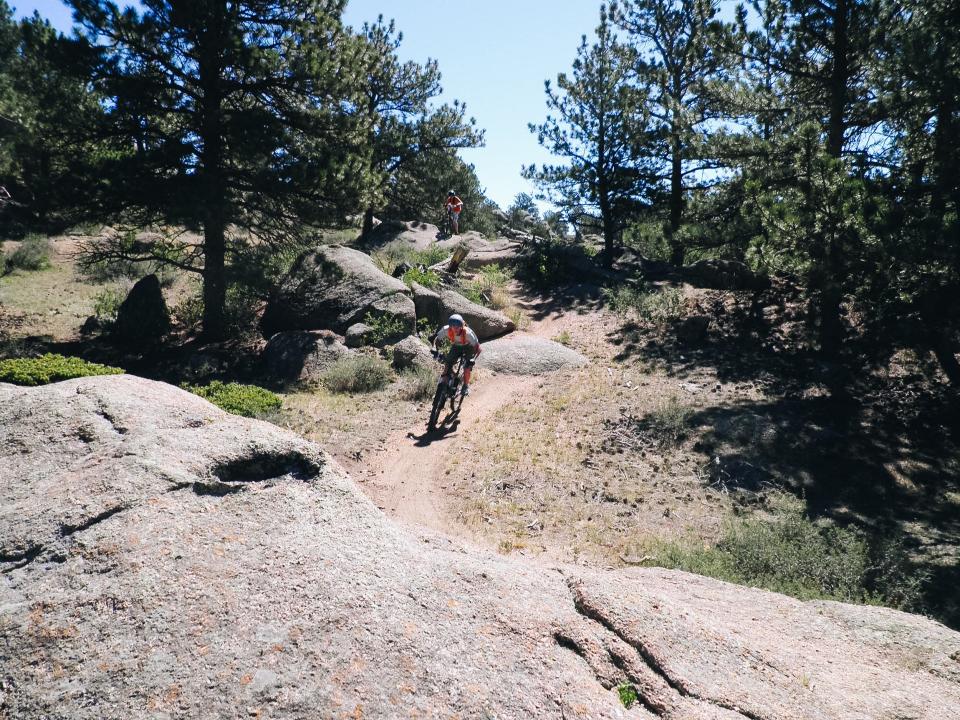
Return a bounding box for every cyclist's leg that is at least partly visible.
[462,347,476,386]
[451,210,460,234]
[441,346,459,382]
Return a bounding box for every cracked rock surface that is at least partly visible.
[2,376,960,719]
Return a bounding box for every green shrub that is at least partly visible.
[652,495,928,611]
[554,330,572,346]
[93,286,128,322]
[322,355,393,393]
[173,292,204,330]
[0,353,124,386]
[183,381,282,417]
[4,235,51,273]
[398,363,436,401]
[362,311,409,347]
[373,244,448,276]
[604,285,685,325]
[403,265,441,289]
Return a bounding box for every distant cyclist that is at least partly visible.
[432,313,480,396]
[444,190,463,235]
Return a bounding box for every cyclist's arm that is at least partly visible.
[432,325,450,350]
[466,327,481,355]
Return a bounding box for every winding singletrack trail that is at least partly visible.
[364,373,536,537]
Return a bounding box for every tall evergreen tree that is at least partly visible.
[524,6,650,266]
[68,0,367,340]
[613,0,733,266]
[353,16,482,237]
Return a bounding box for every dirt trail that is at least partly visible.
[363,373,536,537]
[360,296,601,539]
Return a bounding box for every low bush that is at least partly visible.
[363,311,409,347]
[4,235,51,273]
[652,495,927,611]
[322,355,393,393]
[373,244,447,276]
[604,285,685,325]
[93,285,128,322]
[0,353,123,386]
[398,364,436,401]
[459,264,513,310]
[183,380,282,417]
[403,265,441,289]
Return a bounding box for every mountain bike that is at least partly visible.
[437,208,459,239]
[427,350,467,431]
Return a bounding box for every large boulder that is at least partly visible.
[391,335,435,370]
[438,288,515,340]
[683,259,771,291]
[409,280,443,325]
[260,244,414,337]
[263,330,353,383]
[112,274,170,343]
[3,376,959,719]
[477,335,589,375]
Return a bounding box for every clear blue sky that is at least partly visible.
[11,0,606,210]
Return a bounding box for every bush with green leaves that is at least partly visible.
[322,355,393,393]
[362,311,409,347]
[604,284,685,325]
[373,244,448,276]
[0,353,123,386]
[402,265,441,289]
[4,235,51,273]
[93,285,128,322]
[183,381,282,417]
[652,495,927,611]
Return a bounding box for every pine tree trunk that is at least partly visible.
[361,206,375,238]
[198,9,227,342]
[668,134,684,267]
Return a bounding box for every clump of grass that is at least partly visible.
[322,355,393,393]
[617,683,639,709]
[398,364,436,401]
[183,380,282,417]
[4,235,51,273]
[459,264,513,310]
[642,396,692,447]
[652,494,928,611]
[554,330,572,346]
[605,285,685,325]
[0,353,123,386]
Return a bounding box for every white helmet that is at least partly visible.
[448,313,464,327]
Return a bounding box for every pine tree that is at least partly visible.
[524,6,650,267]
[353,16,482,237]
[613,0,734,266]
[67,0,368,340]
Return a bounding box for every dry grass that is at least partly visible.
[445,360,735,564]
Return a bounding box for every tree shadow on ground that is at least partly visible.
[610,294,960,627]
[512,281,606,324]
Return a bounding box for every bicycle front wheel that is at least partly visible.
[427,382,447,430]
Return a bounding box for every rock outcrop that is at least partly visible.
[263,330,353,383]
[438,288,515,340]
[2,376,960,720]
[112,274,170,343]
[260,245,414,337]
[391,335,435,370]
[477,335,589,375]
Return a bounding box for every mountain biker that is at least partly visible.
[444,190,463,235]
[432,313,481,396]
